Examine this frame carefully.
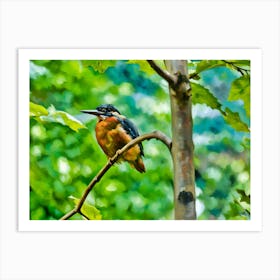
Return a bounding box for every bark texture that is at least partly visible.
[165,60,196,220]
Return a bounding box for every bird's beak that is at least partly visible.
[80,109,103,116]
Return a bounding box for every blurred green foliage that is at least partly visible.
[29,59,250,220]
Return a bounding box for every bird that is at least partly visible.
[81,104,145,173]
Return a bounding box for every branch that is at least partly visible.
[222,60,250,75]
[147,60,176,86]
[79,210,90,220]
[60,130,172,220]
[189,72,200,80]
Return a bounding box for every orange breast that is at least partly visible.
[95,117,141,160]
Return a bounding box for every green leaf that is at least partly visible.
[69,196,102,220]
[192,60,250,79]
[44,105,86,132]
[236,189,250,204]
[127,60,165,75]
[32,104,86,132]
[30,102,48,117]
[227,60,250,66]
[241,137,250,150]
[191,82,222,111]
[223,108,250,132]
[195,60,227,74]
[228,75,250,117]
[83,60,117,73]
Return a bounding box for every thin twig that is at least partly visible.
[222,60,250,75]
[147,60,176,86]
[189,72,200,80]
[79,210,90,220]
[60,130,172,220]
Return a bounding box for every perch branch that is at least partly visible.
[60,130,172,220]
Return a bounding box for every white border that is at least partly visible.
[18,49,262,231]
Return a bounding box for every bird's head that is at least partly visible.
[81,104,121,120]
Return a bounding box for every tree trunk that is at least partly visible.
[165,60,196,220]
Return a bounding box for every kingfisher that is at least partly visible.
[81,104,145,173]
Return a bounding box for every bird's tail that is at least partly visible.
[131,158,145,173]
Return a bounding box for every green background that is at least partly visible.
[29,60,250,220]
